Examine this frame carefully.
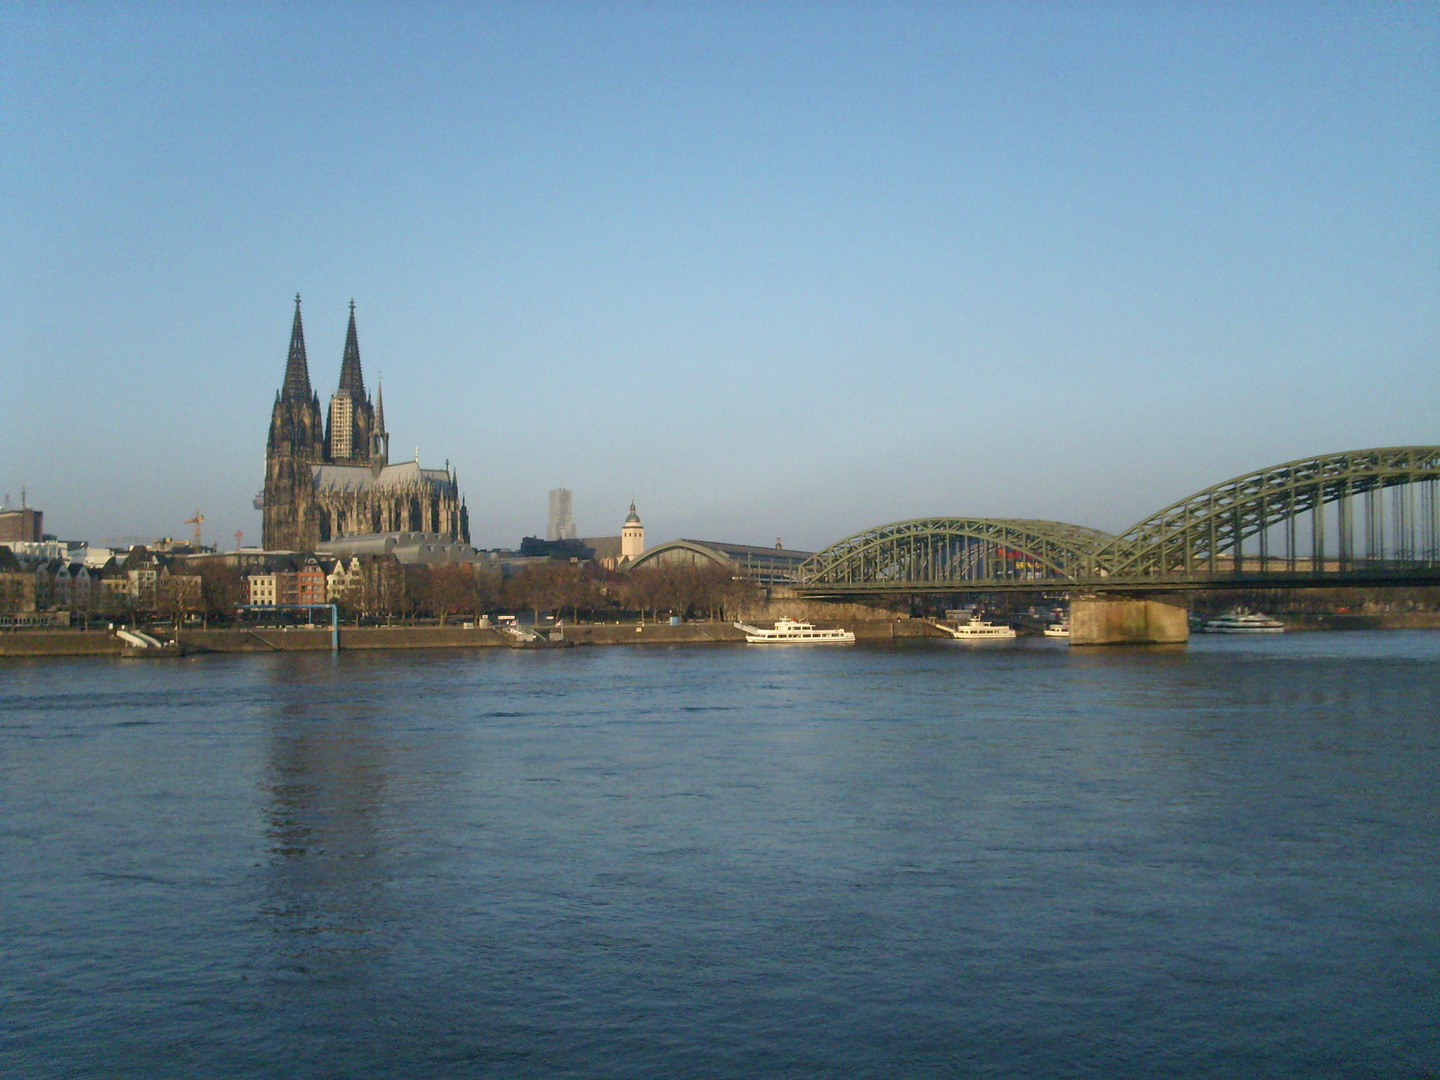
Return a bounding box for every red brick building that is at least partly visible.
[0,506,43,545]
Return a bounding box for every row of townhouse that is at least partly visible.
[240,553,402,610]
[5,543,428,619]
[242,553,328,607]
[1,545,202,615]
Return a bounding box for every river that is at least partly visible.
[2,633,1437,1078]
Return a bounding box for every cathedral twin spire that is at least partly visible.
[337,299,366,400]
[281,294,314,402]
[264,296,466,551]
[277,295,388,467]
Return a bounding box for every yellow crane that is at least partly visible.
[184,509,204,548]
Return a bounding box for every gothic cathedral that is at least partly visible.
[262,296,469,551]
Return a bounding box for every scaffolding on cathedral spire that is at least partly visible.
[325,300,378,464]
[337,299,366,399]
[282,293,313,401]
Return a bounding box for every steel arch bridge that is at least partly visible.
[795,446,1440,596]
[1088,446,1440,582]
[797,518,1113,594]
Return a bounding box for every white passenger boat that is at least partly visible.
[939,617,1017,640]
[1201,610,1285,634]
[1043,622,1070,638]
[733,617,856,644]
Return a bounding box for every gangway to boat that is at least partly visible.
[115,629,164,649]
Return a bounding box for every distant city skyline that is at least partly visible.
[3,4,1435,552]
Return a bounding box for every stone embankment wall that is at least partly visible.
[0,619,945,656]
[0,631,125,657]
[8,613,1434,657]
[1284,612,1440,631]
[562,619,943,646]
[0,626,513,656]
[741,593,911,624]
[179,626,516,652]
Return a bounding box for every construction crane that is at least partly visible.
[184,509,204,548]
[234,530,243,551]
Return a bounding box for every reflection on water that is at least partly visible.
[1,635,1437,1078]
[263,696,392,968]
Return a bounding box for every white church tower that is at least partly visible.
[621,499,645,562]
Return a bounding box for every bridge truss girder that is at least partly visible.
[797,517,1111,592]
[1091,446,1440,578]
[793,447,1440,597]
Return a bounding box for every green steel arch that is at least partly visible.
[795,447,1440,594]
[1091,446,1440,578]
[799,518,1112,590]
[627,539,734,572]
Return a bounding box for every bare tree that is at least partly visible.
[560,567,605,622]
[196,563,243,626]
[622,561,728,622]
[659,563,709,620]
[481,565,507,618]
[505,562,586,624]
[687,562,746,620]
[97,583,135,627]
[0,576,27,616]
[619,566,666,623]
[501,565,541,623]
[427,564,481,625]
[342,556,406,622]
[402,565,431,623]
[157,574,203,629]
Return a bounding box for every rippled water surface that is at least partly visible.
[3,633,1438,1078]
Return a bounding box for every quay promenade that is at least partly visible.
[3,614,1438,657]
[0,619,945,657]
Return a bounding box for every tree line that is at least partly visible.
[500,559,757,625]
[181,558,762,625]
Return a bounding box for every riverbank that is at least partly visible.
[4,613,1438,657]
[0,619,944,657]
[1282,611,1440,632]
[560,619,941,646]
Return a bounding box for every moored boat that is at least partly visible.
[1201,610,1285,634]
[733,618,856,644]
[1042,622,1070,638]
[939,617,1017,640]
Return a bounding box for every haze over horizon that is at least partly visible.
[3,3,1436,553]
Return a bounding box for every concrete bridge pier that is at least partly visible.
[1070,593,1189,646]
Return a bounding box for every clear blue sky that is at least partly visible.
[3,2,1436,552]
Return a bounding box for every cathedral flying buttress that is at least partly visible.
[262,296,469,551]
